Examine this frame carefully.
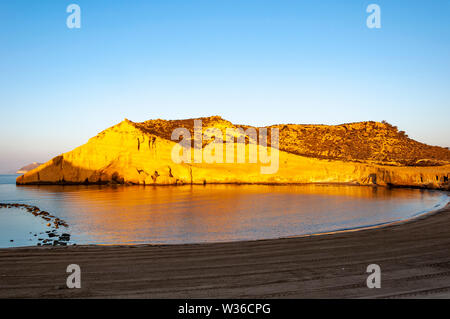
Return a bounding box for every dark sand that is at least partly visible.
[0,202,449,299]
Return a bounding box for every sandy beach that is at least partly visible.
[0,201,449,299]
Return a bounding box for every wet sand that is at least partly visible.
[0,202,449,299]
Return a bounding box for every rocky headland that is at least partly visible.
[16,116,450,190]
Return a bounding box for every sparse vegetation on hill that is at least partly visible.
[132,116,450,167]
[270,121,450,166]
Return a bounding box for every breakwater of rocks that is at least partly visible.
[0,203,74,246]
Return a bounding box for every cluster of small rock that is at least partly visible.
[0,203,73,247]
[35,230,73,246]
[0,203,68,228]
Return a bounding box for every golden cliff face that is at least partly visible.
[16,117,450,190]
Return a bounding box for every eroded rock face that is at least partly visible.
[16,117,450,190]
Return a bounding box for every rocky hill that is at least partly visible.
[132,117,450,165]
[16,116,450,189]
[269,121,450,166]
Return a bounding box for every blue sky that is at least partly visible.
[0,0,449,173]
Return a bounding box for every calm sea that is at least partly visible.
[0,174,448,248]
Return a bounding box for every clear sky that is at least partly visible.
[0,0,449,173]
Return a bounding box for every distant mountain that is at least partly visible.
[16,162,42,174]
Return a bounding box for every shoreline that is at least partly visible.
[1,189,448,250]
[15,180,450,191]
[1,202,449,298]
[289,194,449,239]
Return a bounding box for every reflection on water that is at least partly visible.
[0,174,448,246]
[0,207,51,248]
